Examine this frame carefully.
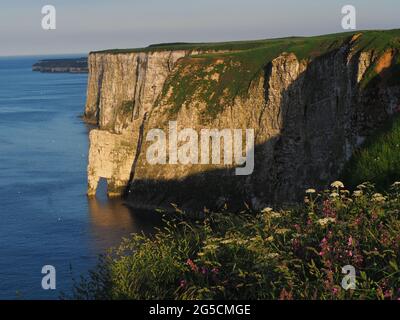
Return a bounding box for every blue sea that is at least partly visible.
[0,56,156,299]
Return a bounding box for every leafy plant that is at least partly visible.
[71,181,400,300]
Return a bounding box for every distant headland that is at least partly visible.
[32,57,88,73]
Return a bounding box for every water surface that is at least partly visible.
[0,56,157,299]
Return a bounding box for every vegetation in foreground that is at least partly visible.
[343,115,400,192]
[71,181,400,300]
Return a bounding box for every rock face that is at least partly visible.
[85,32,400,211]
[85,49,195,196]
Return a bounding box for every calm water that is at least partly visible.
[0,56,158,299]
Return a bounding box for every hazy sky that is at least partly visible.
[1,0,399,56]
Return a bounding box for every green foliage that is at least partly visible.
[157,30,400,120]
[71,182,400,300]
[93,30,400,120]
[342,115,400,191]
[159,33,352,120]
[356,30,400,89]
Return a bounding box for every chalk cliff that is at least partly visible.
[84,31,400,211]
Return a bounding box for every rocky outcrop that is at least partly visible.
[84,50,197,130]
[32,58,88,73]
[85,33,400,211]
[85,49,197,195]
[87,130,136,197]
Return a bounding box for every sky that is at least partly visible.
[0,0,399,56]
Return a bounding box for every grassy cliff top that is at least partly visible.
[92,29,400,55]
[93,29,400,120]
[154,29,400,119]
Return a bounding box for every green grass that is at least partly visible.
[92,31,362,54]
[342,115,400,191]
[355,30,400,88]
[156,30,400,120]
[92,30,400,120]
[70,183,400,300]
[158,34,351,120]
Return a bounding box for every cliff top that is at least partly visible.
[91,29,400,120]
[92,29,400,56]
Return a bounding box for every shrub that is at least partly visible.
[71,181,400,300]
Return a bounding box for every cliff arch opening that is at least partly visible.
[96,178,109,201]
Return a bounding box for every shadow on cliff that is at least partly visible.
[123,45,396,213]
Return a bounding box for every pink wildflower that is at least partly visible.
[211,268,219,274]
[384,290,393,299]
[348,236,353,246]
[348,250,353,257]
[186,259,198,272]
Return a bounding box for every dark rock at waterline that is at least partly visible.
[32,57,88,73]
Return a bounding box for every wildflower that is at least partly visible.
[180,280,187,288]
[306,188,316,194]
[262,207,273,213]
[211,268,219,275]
[331,181,345,189]
[279,288,293,300]
[318,217,336,226]
[348,236,353,246]
[267,253,279,259]
[276,228,290,235]
[332,287,339,295]
[266,236,274,242]
[221,239,235,245]
[203,244,219,251]
[292,238,301,250]
[235,239,248,245]
[348,250,353,257]
[330,192,339,198]
[270,212,282,219]
[186,259,198,272]
[322,200,336,217]
[384,290,392,299]
[354,253,364,265]
[328,217,336,224]
[372,193,386,203]
[391,182,400,187]
[353,190,363,197]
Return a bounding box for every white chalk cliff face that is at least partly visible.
[84,35,400,211]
